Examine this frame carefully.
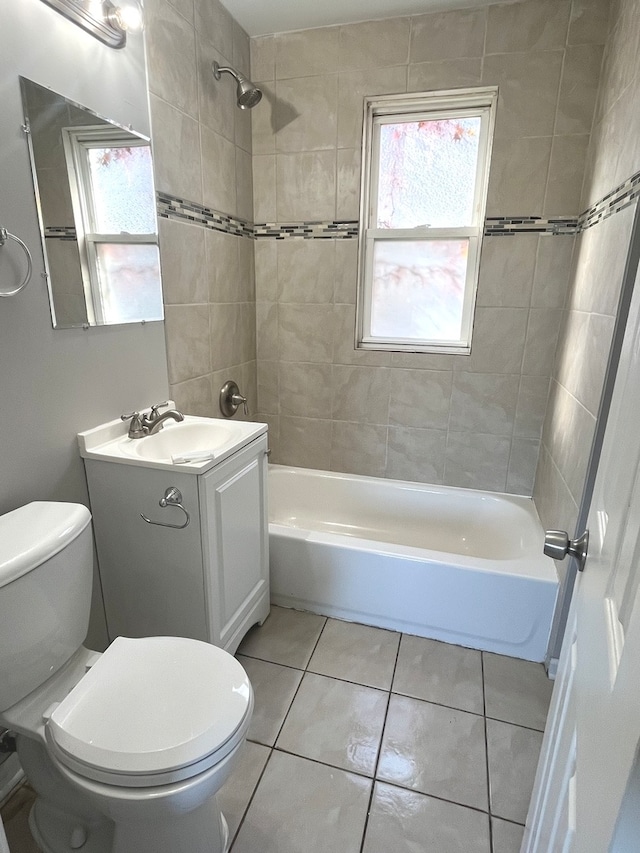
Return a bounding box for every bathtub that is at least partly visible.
[269,465,559,662]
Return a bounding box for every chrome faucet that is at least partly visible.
[121,402,185,439]
[144,407,185,435]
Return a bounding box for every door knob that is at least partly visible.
[544,529,589,571]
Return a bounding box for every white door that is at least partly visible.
[523,259,640,851]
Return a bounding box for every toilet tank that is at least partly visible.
[0,502,94,711]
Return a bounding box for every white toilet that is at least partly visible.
[0,501,254,853]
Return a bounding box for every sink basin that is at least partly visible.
[127,421,233,461]
[78,408,268,473]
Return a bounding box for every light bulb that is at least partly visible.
[106,0,144,33]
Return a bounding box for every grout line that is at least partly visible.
[544,36,567,212]
[269,616,329,747]
[263,743,497,819]
[484,714,547,734]
[229,617,328,850]
[270,745,375,784]
[237,651,546,732]
[227,743,274,851]
[237,616,543,851]
[494,816,526,829]
[304,616,329,670]
[358,632,403,853]
[255,742,496,818]
[369,776,497,818]
[481,651,495,852]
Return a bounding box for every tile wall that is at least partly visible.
[146,0,257,416]
[250,0,606,493]
[535,0,640,639]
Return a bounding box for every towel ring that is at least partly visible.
[0,227,33,297]
[141,487,190,530]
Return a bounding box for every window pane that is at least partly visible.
[95,244,163,324]
[370,239,468,342]
[376,117,481,229]
[88,145,157,234]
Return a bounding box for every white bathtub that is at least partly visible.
[269,465,559,662]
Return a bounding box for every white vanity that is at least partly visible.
[78,411,269,654]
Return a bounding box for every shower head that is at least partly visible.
[212,61,262,110]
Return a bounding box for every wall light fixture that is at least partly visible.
[40,0,144,49]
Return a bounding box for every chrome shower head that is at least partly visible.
[212,61,262,110]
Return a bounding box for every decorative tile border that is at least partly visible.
[254,217,580,239]
[157,193,253,239]
[253,221,359,239]
[156,172,640,242]
[156,194,359,239]
[44,226,77,239]
[579,168,640,231]
[484,216,579,236]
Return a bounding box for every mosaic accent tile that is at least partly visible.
[155,168,640,242]
[44,226,77,240]
[484,216,579,236]
[579,169,640,231]
[253,221,359,240]
[156,193,254,239]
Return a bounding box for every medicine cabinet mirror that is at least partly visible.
[20,77,164,328]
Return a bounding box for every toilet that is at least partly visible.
[0,501,253,853]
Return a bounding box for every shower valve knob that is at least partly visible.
[219,380,249,417]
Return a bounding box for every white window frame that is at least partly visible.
[62,125,158,325]
[356,88,497,354]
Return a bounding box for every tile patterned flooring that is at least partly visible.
[1,605,553,853]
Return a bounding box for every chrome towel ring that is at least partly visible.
[0,227,33,297]
[140,487,191,530]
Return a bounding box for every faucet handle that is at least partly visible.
[149,401,169,419]
[231,393,249,416]
[121,411,146,438]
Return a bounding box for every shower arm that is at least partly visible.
[212,62,239,83]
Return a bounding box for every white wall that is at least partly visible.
[0,0,170,646]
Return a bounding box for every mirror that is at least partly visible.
[20,77,164,328]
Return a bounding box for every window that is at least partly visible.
[356,88,497,354]
[62,125,163,325]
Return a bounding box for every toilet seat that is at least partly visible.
[45,636,253,788]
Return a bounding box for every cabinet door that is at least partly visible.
[199,436,269,651]
[85,460,208,642]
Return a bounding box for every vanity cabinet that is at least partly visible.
[83,434,269,654]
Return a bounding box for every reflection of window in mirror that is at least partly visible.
[62,126,163,325]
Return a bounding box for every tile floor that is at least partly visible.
[1,605,553,853]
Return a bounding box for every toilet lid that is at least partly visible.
[47,636,252,778]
